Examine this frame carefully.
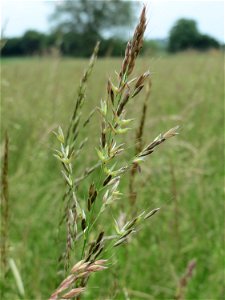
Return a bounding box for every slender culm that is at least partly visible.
[1,132,9,275]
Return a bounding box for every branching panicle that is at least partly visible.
[52,5,179,298]
[66,41,100,150]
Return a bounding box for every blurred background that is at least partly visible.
[1,0,224,57]
[1,1,224,300]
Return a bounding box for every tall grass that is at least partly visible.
[1,132,9,274]
[50,6,180,299]
[1,32,223,300]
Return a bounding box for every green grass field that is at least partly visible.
[1,52,224,299]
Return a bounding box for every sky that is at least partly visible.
[1,0,224,43]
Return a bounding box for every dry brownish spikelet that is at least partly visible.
[120,5,147,79]
[175,260,196,300]
[49,259,107,300]
[135,126,180,159]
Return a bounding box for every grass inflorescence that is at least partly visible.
[52,6,179,298]
[2,5,223,300]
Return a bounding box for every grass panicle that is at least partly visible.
[52,5,179,297]
[54,42,100,269]
[175,260,196,300]
[120,5,147,79]
[49,259,107,300]
[66,41,100,150]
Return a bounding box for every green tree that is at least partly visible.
[168,19,199,52]
[194,34,220,51]
[1,37,24,56]
[168,18,220,53]
[50,0,138,56]
[21,30,47,55]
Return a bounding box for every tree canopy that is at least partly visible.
[49,0,138,56]
[168,18,220,52]
[50,0,136,37]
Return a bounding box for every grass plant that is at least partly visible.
[1,15,223,300]
[1,132,9,274]
[51,6,179,298]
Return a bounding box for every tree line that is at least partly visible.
[168,19,220,52]
[1,1,221,57]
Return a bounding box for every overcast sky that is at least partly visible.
[1,0,224,43]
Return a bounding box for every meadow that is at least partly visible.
[1,51,224,299]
